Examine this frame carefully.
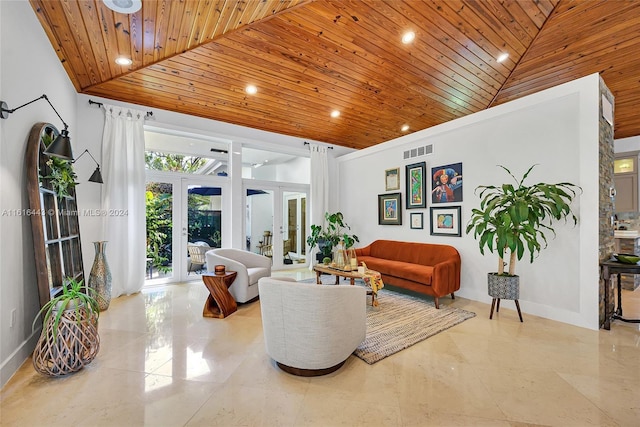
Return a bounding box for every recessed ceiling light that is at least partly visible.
[115,56,132,66]
[401,124,410,132]
[330,110,340,118]
[402,31,415,44]
[497,53,509,63]
[245,85,257,95]
[103,0,142,14]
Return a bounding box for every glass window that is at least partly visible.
[242,147,309,184]
[145,129,229,176]
[614,158,636,174]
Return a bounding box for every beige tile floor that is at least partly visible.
[2,269,639,427]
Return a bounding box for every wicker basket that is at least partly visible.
[32,305,100,376]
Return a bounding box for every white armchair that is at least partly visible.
[206,248,271,303]
[258,277,367,376]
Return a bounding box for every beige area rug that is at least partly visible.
[355,288,476,364]
[300,277,476,364]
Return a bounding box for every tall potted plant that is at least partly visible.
[307,212,359,261]
[466,165,580,315]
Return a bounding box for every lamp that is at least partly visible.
[1,94,74,160]
[74,149,104,184]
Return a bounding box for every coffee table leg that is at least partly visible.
[316,270,322,284]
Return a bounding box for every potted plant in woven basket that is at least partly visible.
[466,165,580,320]
[31,277,101,376]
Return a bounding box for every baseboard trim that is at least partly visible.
[0,330,39,388]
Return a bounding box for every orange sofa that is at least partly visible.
[354,240,461,308]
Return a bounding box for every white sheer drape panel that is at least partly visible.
[309,144,329,269]
[101,105,146,297]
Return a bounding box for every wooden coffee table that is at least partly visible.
[313,264,376,305]
[201,271,237,318]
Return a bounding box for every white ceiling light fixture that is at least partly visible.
[245,85,257,95]
[402,31,415,44]
[401,124,410,132]
[115,56,133,66]
[330,110,340,118]
[497,52,509,63]
[103,0,142,14]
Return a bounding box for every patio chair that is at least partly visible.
[187,242,209,274]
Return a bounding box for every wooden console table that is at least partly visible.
[201,271,237,319]
[600,260,640,330]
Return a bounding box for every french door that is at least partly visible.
[145,171,229,285]
[244,182,308,270]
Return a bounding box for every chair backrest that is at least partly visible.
[187,244,208,264]
[260,231,273,257]
[207,248,272,269]
[258,277,366,370]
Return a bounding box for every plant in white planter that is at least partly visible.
[31,277,101,376]
[466,165,581,320]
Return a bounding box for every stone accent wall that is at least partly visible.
[599,77,615,326]
[615,238,640,290]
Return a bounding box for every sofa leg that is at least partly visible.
[451,292,455,300]
[434,297,439,309]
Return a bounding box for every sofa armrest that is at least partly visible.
[431,259,461,295]
[354,245,370,257]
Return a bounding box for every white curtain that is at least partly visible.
[309,144,329,269]
[101,104,146,297]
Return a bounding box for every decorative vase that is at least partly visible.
[89,241,112,311]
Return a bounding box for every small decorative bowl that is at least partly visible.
[614,253,640,264]
[214,265,226,274]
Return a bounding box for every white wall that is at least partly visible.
[0,0,79,386]
[338,74,602,330]
[614,135,640,153]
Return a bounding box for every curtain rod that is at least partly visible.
[88,99,153,119]
[303,141,333,149]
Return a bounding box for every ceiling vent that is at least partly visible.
[404,144,433,160]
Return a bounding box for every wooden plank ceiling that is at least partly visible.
[30,0,640,150]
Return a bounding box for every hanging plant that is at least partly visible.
[40,132,77,198]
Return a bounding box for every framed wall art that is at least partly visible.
[385,167,400,191]
[378,193,402,225]
[405,161,426,209]
[430,206,461,236]
[410,212,423,229]
[431,162,463,204]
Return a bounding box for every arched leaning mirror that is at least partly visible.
[26,122,84,309]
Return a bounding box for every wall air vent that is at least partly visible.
[403,144,433,160]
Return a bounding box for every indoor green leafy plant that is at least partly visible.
[41,132,77,199]
[31,277,101,376]
[466,164,581,276]
[307,211,359,257]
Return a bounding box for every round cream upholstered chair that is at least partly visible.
[258,276,366,376]
[206,248,271,303]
